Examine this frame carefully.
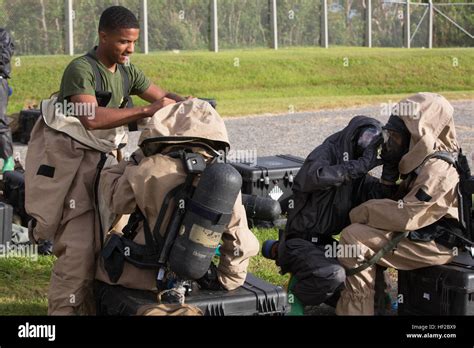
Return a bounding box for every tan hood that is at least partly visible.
[394,93,459,175]
[138,99,230,156]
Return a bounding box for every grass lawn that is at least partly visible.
[0,228,287,315]
[7,47,474,117]
[0,255,54,315]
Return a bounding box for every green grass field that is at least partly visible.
[7,47,474,116]
[0,228,287,315]
[0,255,54,315]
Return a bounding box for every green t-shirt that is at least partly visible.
[57,47,151,108]
[55,47,151,147]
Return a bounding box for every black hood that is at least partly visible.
[285,115,384,241]
[324,115,383,162]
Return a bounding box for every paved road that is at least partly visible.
[224,101,473,163]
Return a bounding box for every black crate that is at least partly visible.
[0,202,13,245]
[19,109,41,144]
[95,273,289,316]
[398,252,474,315]
[230,155,304,213]
[186,273,289,315]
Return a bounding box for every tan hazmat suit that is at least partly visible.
[25,97,122,315]
[336,93,460,315]
[95,99,259,306]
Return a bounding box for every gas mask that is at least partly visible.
[381,116,410,165]
[355,125,382,158]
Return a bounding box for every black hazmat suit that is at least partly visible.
[0,28,14,161]
[277,116,395,306]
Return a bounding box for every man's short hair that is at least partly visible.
[99,6,139,32]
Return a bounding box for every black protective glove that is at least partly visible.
[196,263,226,291]
[38,239,53,255]
[348,141,383,179]
[381,162,400,184]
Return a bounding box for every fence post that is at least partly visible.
[428,0,433,48]
[405,0,410,48]
[65,0,74,56]
[210,0,218,52]
[270,0,278,50]
[366,0,372,47]
[321,0,328,48]
[140,0,149,54]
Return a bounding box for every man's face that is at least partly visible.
[381,129,408,163]
[99,28,139,64]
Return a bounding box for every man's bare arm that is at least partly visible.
[139,84,185,103]
[70,94,175,130]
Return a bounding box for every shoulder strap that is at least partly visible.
[118,63,137,131]
[346,232,409,277]
[419,151,456,169]
[117,64,130,101]
[84,52,132,103]
[415,150,474,246]
[84,53,102,91]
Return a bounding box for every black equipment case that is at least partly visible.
[0,202,13,245]
[95,273,289,316]
[230,155,304,213]
[398,252,474,315]
[17,109,41,144]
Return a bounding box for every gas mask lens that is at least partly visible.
[382,129,390,144]
[357,126,381,149]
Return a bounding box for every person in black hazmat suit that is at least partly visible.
[0,28,15,173]
[273,116,397,307]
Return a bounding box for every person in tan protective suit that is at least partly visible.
[25,6,183,315]
[94,99,260,315]
[336,93,463,315]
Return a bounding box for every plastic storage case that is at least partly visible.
[18,109,41,144]
[398,252,474,315]
[95,273,289,316]
[186,273,289,315]
[230,155,304,213]
[0,202,13,245]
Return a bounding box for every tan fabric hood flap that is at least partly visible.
[138,99,230,152]
[41,97,123,153]
[395,93,459,174]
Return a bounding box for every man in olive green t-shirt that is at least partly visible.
[25,6,184,315]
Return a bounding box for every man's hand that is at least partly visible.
[346,141,383,182]
[381,162,400,184]
[360,142,383,172]
[144,97,176,117]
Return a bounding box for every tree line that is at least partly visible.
[0,0,471,56]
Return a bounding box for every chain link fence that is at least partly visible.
[0,0,65,56]
[0,0,472,56]
[410,2,430,47]
[277,0,321,47]
[148,0,210,51]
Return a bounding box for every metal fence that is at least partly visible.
[0,0,472,56]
